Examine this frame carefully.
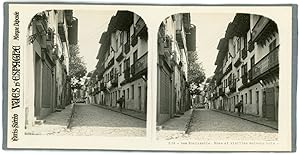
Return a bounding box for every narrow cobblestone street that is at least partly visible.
[158,109,278,141]
[187,109,278,141]
[26,103,146,137]
[62,103,146,137]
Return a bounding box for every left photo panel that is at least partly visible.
[24,9,148,137]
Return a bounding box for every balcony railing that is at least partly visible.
[100,82,106,91]
[124,41,130,54]
[225,86,230,94]
[131,33,138,47]
[46,28,54,50]
[229,79,236,92]
[105,57,114,70]
[248,69,253,81]
[234,57,242,67]
[35,16,48,33]
[135,17,146,37]
[224,63,232,75]
[130,64,135,75]
[131,53,147,76]
[248,40,255,52]
[124,68,130,80]
[116,49,124,62]
[58,23,66,42]
[219,87,225,96]
[241,47,247,60]
[111,76,118,88]
[251,17,270,42]
[176,30,185,49]
[251,46,279,80]
[241,72,248,85]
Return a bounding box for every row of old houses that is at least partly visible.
[208,13,279,121]
[157,13,196,125]
[25,10,78,128]
[86,11,148,114]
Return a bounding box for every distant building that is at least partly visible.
[25,10,78,128]
[89,11,148,113]
[157,13,196,125]
[209,14,279,121]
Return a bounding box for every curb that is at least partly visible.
[67,103,76,129]
[212,109,278,130]
[91,104,146,121]
[184,109,195,134]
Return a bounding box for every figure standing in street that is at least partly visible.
[235,100,243,116]
[117,95,125,112]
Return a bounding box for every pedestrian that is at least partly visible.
[235,100,243,116]
[117,95,125,112]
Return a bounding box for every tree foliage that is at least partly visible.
[205,77,212,84]
[188,50,206,95]
[69,44,87,89]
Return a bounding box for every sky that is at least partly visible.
[191,13,235,78]
[73,10,235,78]
[73,10,116,73]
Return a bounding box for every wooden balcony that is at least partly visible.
[229,79,236,93]
[105,57,114,70]
[46,28,55,50]
[241,47,247,60]
[219,87,225,96]
[241,72,248,85]
[135,17,147,38]
[58,23,67,42]
[34,16,48,33]
[124,68,130,80]
[251,17,270,42]
[248,39,255,52]
[100,82,106,91]
[111,76,118,88]
[116,48,124,62]
[116,45,124,62]
[176,30,185,49]
[251,46,279,80]
[131,53,147,76]
[131,33,138,47]
[124,41,130,54]
[234,57,242,67]
[224,63,232,76]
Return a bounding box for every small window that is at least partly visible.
[119,63,122,76]
[120,31,124,46]
[133,50,138,63]
[132,85,134,99]
[251,55,255,68]
[249,89,252,104]
[127,88,129,99]
[237,38,241,51]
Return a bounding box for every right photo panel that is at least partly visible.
[156,13,279,141]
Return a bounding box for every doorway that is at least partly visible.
[264,87,275,120]
[138,86,142,111]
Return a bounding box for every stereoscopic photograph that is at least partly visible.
[156,13,279,141]
[3,3,295,151]
[24,9,147,137]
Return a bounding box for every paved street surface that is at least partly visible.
[25,104,73,135]
[156,110,193,140]
[61,103,146,137]
[26,103,146,137]
[158,109,278,141]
